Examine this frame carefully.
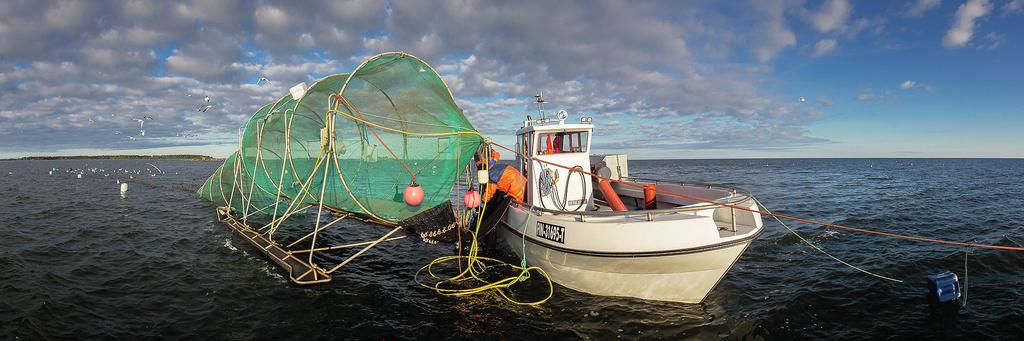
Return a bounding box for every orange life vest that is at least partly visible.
[484,165,525,202]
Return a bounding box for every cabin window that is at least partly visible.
[518,133,533,157]
[536,131,589,154]
[517,133,531,167]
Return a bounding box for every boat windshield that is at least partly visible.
[537,131,588,154]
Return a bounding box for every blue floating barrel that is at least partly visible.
[927,271,961,303]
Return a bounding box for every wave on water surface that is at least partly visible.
[1,158,1022,339]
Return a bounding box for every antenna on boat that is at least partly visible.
[535,92,546,120]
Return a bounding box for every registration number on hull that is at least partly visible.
[536,222,565,244]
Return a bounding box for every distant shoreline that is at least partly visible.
[4,154,219,161]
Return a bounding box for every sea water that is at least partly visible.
[1,158,1022,339]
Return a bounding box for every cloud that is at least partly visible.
[982,32,1004,48]
[751,0,798,62]
[817,96,836,106]
[906,0,942,17]
[593,109,831,151]
[173,0,246,24]
[43,0,92,31]
[123,27,169,45]
[0,0,831,156]
[811,0,852,33]
[1005,0,1023,15]
[165,28,246,81]
[254,5,290,31]
[811,39,838,57]
[943,0,993,48]
[856,88,903,103]
[881,90,898,100]
[846,17,886,37]
[900,80,932,90]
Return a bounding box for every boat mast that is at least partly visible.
[535,92,546,120]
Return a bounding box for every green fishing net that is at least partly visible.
[198,53,482,225]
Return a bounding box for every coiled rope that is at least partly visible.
[413,145,554,305]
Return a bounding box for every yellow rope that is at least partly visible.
[413,144,554,306]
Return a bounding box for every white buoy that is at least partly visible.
[477,169,488,184]
[77,174,82,179]
[120,182,129,193]
[49,171,53,175]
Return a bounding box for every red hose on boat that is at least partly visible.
[597,179,628,211]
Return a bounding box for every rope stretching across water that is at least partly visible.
[485,141,1024,253]
[752,196,905,283]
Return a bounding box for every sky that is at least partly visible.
[0,0,1021,159]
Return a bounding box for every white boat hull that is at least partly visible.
[497,191,763,303]
[500,226,754,303]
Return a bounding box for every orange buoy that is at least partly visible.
[643,184,657,210]
[404,182,424,206]
[464,190,481,209]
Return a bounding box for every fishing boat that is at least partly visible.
[495,95,764,303]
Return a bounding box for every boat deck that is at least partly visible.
[582,198,761,239]
[716,222,757,238]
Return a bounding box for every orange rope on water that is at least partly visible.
[486,141,1024,252]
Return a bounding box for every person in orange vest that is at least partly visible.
[477,150,526,203]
